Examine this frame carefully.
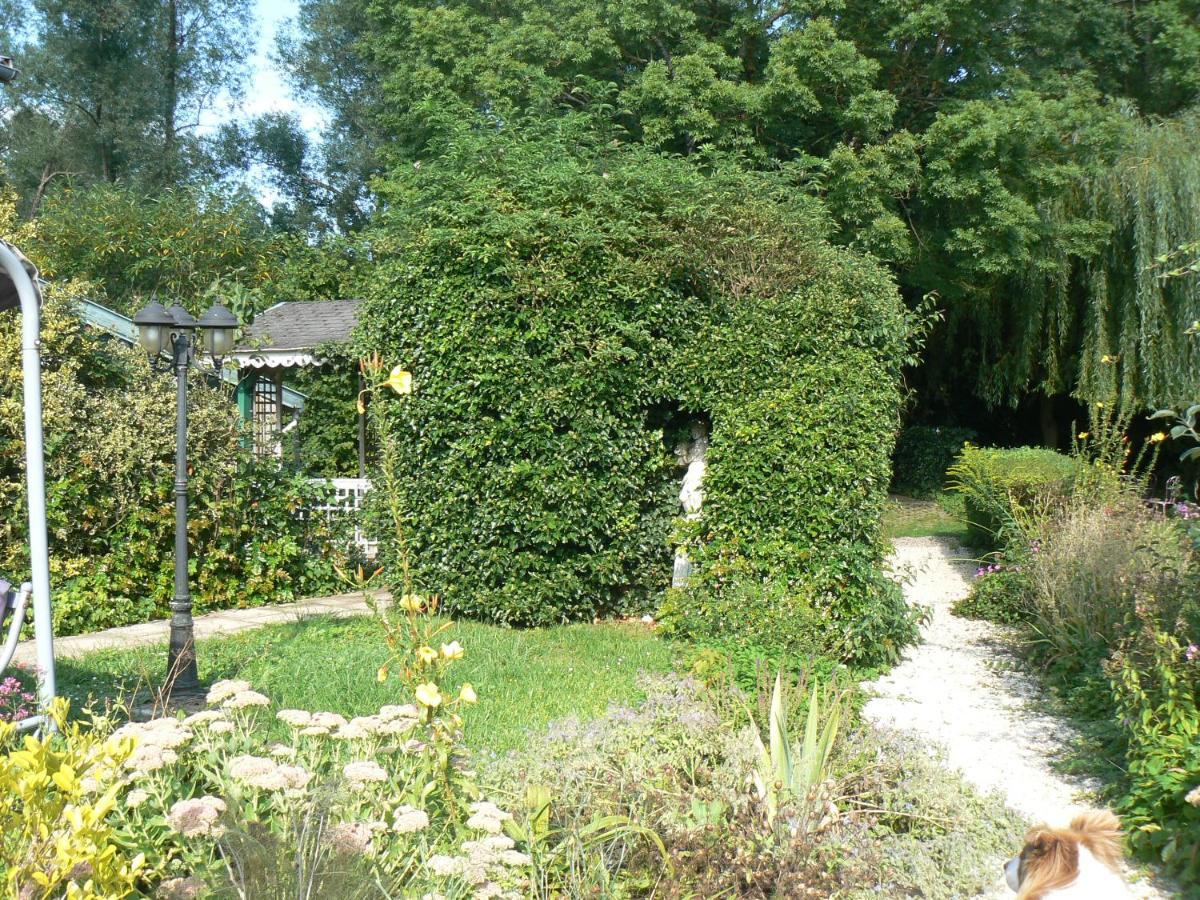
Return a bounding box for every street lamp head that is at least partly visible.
[168,304,198,330]
[132,301,175,356]
[197,302,238,358]
[0,57,18,85]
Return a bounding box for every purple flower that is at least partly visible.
[1186,644,1199,662]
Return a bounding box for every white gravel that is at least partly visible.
[863,536,1176,899]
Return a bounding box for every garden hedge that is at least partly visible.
[948,445,1078,547]
[355,119,919,665]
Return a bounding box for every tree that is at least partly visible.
[0,0,253,209]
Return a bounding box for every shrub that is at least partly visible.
[1108,627,1200,883]
[1026,500,1196,673]
[891,425,977,497]
[0,292,346,636]
[355,118,917,661]
[0,701,145,895]
[954,559,1034,625]
[948,444,1077,547]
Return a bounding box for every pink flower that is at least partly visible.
[1186,644,1199,662]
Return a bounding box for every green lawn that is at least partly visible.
[55,616,679,756]
[883,492,970,542]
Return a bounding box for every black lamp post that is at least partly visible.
[132,300,237,695]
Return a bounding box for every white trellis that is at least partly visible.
[310,477,377,560]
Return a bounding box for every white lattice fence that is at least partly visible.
[309,477,377,559]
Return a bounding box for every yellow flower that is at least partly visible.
[416,646,438,665]
[398,593,424,613]
[440,641,464,660]
[1078,432,1089,440]
[459,683,477,704]
[1096,401,1105,408]
[1149,432,1168,443]
[386,366,413,395]
[415,683,442,708]
[1100,354,1116,364]
[376,664,389,683]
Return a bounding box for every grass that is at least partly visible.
[883,492,970,541]
[55,615,679,755]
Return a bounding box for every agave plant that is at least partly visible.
[751,671,842,839]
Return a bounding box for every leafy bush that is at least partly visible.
[948,444,1077,547]
[954,559,1034,625]
[1108,628,1200,884]
[0,701,145,895]
[891,425,977,497]
[1026,500,1196,673]
[484,676,1023,899]
[355,118,917,662]
[0,291,346,636]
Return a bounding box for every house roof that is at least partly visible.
[232,299,360,369]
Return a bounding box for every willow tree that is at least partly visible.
[1077,112,1200,410]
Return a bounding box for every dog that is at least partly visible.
[1004,810,1135,898]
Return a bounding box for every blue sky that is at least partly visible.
[204,0,326,136]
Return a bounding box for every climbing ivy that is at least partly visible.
[356,119,918,664]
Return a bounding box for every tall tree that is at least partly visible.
[0,0,253,209]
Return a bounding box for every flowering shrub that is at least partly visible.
[953,549,1034,625]
[95,680,530,897]
[0,667,36,723]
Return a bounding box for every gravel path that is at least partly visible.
[863,535,1176,899]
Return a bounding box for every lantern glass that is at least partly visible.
[208,326,234,356]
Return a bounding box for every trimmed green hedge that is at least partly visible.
[891,425,977,497]
[355,119,918,664]
[948,445,1077,547]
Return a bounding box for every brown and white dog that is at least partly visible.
[1004,810,1135,899]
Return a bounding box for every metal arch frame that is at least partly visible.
[0,240,56,733]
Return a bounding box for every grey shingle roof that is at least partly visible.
[238,299,360,351]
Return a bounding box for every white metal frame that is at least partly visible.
[0,240,56,733]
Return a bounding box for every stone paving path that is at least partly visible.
[11,590,387,667]
[864,535,1175,899]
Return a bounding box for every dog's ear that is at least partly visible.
[1017,830,1079,900]
[1069,810,1124,871]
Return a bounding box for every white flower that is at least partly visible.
[466,801,511,834]
[299,725,330,736]
[392,805,430,833]
[376,717,417,736]
[206,679,252,705]
[498,850,531,867]
[1187,785,1200,807]
[276,709,312,728]
[310,711,348,729]
[334,716,380,740]
[125,788,150,808]
[268,743,297,759]
[125,744,178,772]
[183,710,225,726]
[378,704,419,721]
[208,720,234,735]
[426,854,463,877]
[342,760,388,785]
[228,755,277,781]
[166,796,226,837]
[223,690,270,709]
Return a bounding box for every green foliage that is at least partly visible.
[0,285,344,637]
[31,183,280,317]
[355,118,914,662]
[953,563,1033,626]
[891,425,978,497]
[1109,629,1200,883]
[751,671,844,839]
[948,445,1077,547]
